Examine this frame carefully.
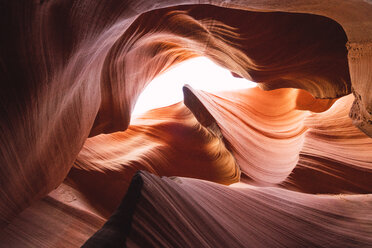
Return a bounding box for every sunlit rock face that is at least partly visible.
[1,1,372,247]
[70,103,239,217]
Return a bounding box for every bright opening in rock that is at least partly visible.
[132,57,257,116]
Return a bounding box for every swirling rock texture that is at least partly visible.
[69,103,239,217]
[1,1,372,247]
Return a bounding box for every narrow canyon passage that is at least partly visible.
[1,1,372,247]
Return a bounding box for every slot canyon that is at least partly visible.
[1,1,372,247]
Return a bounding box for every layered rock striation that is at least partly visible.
[1,1,372,247]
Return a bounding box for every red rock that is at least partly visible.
[1,1,371,247]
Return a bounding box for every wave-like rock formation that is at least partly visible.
[285,94,372,194]
[69,103,239,217]
[183,86,372,193]
[184,86,310,185]
[1,1,372,247]
[84,171,372,247]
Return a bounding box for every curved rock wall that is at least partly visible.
[70,103,239,217]
[1,1,372,246]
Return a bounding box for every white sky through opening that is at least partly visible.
[132,57,257,116]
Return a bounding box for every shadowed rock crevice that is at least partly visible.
[82,172,144,248]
